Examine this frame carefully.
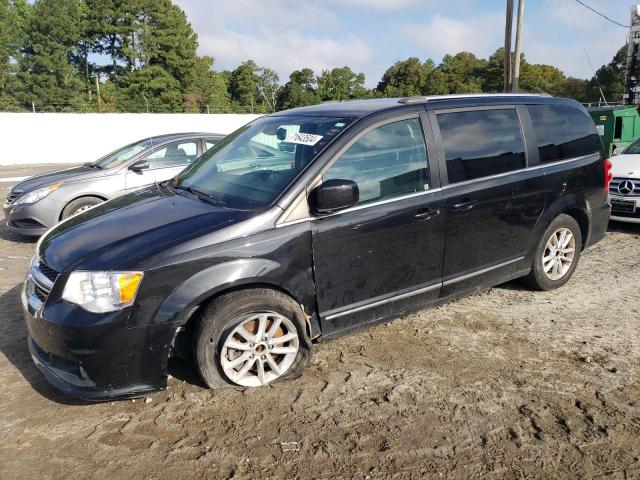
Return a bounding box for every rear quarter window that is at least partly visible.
[527,104,602,163]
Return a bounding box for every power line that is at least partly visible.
[269,0,353,37]
[334,0,429,37]
[573,0,629,28]
[562,0,608,104]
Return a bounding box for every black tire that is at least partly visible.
[193,288,312,389]
[523,213,582,291]
[61,196,103,219]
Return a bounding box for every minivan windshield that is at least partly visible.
[93,139,155,169]
[173,115,354,210]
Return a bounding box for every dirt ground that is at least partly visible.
[0,166,639,480]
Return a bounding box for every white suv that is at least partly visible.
[609,138,640,224]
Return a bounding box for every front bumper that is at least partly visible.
[608,193,640,224]
[3,197,61,237]
[22,275,177,401]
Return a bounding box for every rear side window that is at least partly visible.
[324,118,430,205]
[146,140,199,168]
[437,109,526,184]
[527,105,602,163]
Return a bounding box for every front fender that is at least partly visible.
[154,258,283,324]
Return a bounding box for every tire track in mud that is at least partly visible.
[0,223,640,479]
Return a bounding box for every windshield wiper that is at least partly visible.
[83,162,103,169]
[172,184,226,207]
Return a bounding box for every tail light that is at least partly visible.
[605,158,613,192]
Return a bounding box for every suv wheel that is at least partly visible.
[194,289,311,389]
[523,213,582,291]
[61,196,103,219]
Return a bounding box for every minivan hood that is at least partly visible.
[611,154,640,178]
[39,186,256,272]
[12,165,106,193]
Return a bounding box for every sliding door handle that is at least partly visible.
[450,199,477,212]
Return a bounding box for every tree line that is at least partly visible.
[0,0,627,114]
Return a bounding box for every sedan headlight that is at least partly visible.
[62,271,143,313]
[14,183,62,205]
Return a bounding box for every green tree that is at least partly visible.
[183,56,230,112]
[482,48,507,92]
[138,0,198,87]
[377,57,427,97]
[438,52,486,93]
[116,64,182,112]
[551,77,589,102]
[87,0,141,79]
[0,0,30,110]
[278,68,318,109]
[17,0,88,111]
[588,45,626,104]
[229,60,258,111]
[317,66,369,101]
[519,59,565,94]
[256,67,280,112]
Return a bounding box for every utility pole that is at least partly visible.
[142,93,149,113]
[95,74,101,110]
[512,0,525,92]
[504,0,514,92]
[624,5,640,105]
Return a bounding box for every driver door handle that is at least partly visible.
[413,208,441,220]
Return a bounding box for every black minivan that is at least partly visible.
[23,94,612,399]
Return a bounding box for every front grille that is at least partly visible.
[34,284,49,302]
[38,260,59,283]
[610,178,640,196]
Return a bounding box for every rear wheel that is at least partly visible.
[523,213,582,290]
[61,196,103,219]
[193,289,311,389]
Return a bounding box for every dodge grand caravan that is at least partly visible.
[23,94,611,400]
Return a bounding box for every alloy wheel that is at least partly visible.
[542,227,576,281]
[219,312,299,387]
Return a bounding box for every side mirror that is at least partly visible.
[310,179,359,215]
[129,160,149,172]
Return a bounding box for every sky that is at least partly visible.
[174,0,632,87]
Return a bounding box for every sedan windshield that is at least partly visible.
[173,115,354,210]
[623,137,640,155]
[93,139,155,169]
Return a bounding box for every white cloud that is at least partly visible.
[176,0,376,82]
[403,12,505,61]
[198,29,374,80]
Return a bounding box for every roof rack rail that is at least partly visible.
[398,93,551,104]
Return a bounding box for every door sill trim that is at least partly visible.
[442,256,524,286]
[323,256,525,321]
[324,281,440,321]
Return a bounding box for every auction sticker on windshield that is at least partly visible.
[285,132,324,146]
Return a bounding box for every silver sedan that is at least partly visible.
[3,132,224,237]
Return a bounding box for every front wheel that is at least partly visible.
[61,196,104,219]
[193,289,311,389]
[523,213,582,291]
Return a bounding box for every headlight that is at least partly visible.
[62,271,143,313]
[14,183,62,205]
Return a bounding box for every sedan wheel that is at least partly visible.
[542,227,576,281]
[219,312,300,387]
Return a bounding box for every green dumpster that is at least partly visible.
[588,105,640,157]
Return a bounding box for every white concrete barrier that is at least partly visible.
[0,113,262,165]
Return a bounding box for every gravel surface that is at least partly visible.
[0,166,639,479]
